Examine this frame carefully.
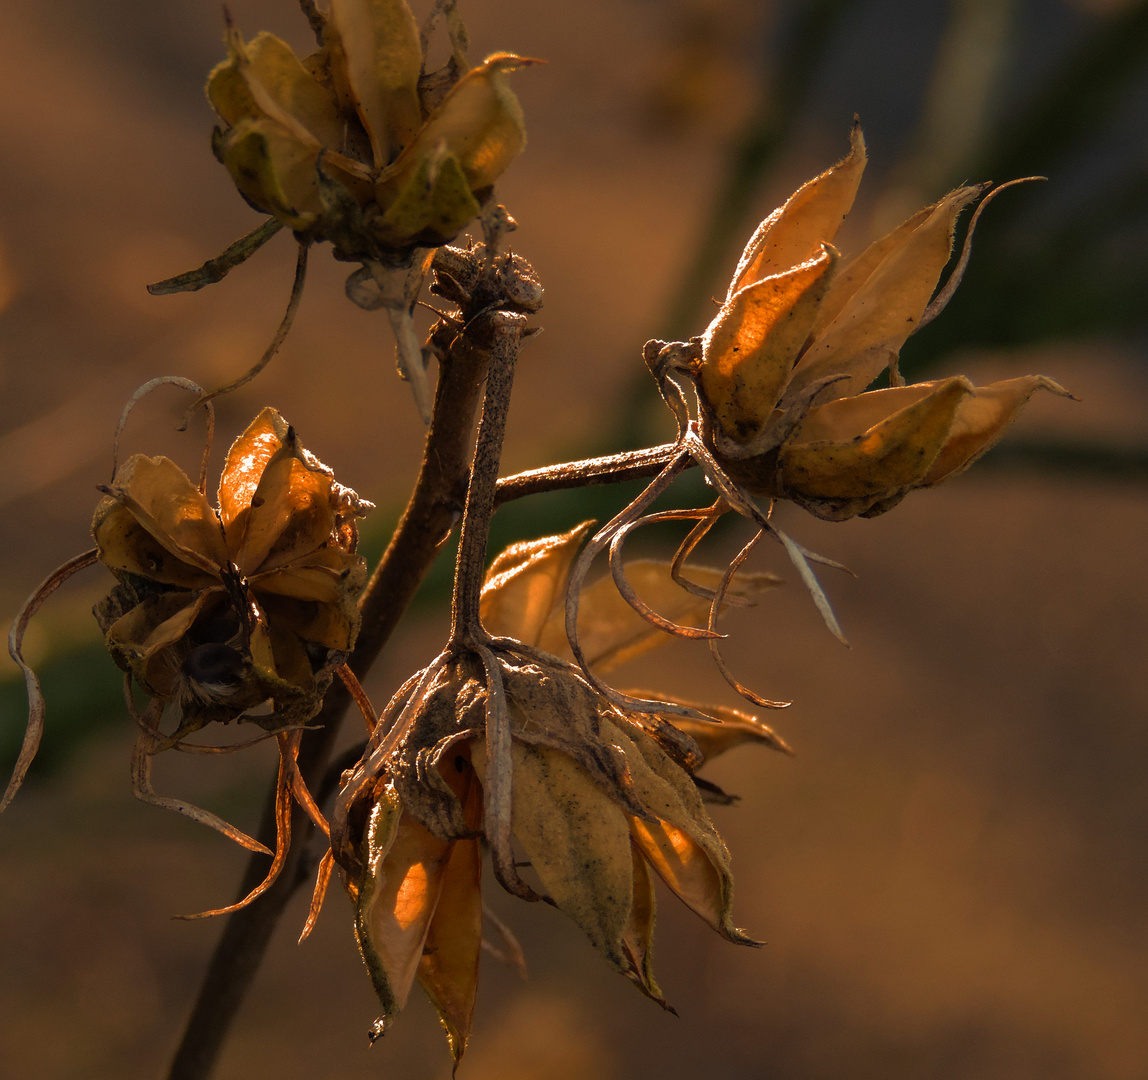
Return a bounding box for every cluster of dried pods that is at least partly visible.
[2,0,1071,1072]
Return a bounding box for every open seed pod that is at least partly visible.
[93,406,370,741]
[688,122,1072,520]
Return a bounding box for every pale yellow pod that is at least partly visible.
[375,146,483,246]
[729,120,866,296]
[327,0,423,169]
[787,185,983,403]
[381,53,534,198]
[219,118,323,229]
[923,375,1073,484]
[780,376,973,500]
[209,31,346,149]
[701,247,836,442]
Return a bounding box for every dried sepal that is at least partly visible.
[701,247,837,443]
[785,184,987,404]
[730,118,865,294]
[326,0,423,170]
[646,122,1074,523]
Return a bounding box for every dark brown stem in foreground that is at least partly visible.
[450,313,526,640]
[165,310,493,1080]
[493,443,683,506]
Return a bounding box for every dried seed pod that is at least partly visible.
[93,406,371,740]
[208,4,534,253]
[679,123,1073,520]
[332,524,790,1066]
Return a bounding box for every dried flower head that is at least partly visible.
[650,121,1072,521]
[209,1,534,250]
[149,1,539,424]
[93,406,370,740]
[330,524,789,1066]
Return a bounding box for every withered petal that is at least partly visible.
[787,184,984,403]
[701,248,837,443]
[353,791,452,1023]
[609,719,758,945]
[923,375,1074,485]
[730,119,865,294]
[327,0,424,170]
[535,560,780,675]
[480,521,595,647]
[95,455,228,579]
[474,739,635,968]
[777,377,973,515]
[378,52,532,198]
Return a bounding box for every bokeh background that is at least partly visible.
[2,0,1147,1077]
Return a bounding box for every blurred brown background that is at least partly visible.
[2,0,1147,1077]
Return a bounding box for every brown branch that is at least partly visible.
[165,300,494,1080]
[450,313,526,639]
[493,443,683,506]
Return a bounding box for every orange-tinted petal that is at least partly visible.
[729,120,865,295]
[923,375,1074,484]
[218,407,290,530]
[355,792,453,1023]
[417,774,483,1067]
[609,720,755,944]
[233,454,334,576]
[788,185,983,403]
[480,521,595,646]
[701,247,836,442]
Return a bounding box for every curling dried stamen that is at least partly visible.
[668,501,747,603]
[129,720,271,855]
[299,848,335,943]
[2,548,100,813]
[337,663,379,736]
[608,518,724,641]
[184,241,311,420]
[175,750,293,919]
[146,218,284,296]
[112,376,216,493]
[706,530,791,710]
[918,178,1044,331]
[279,731,330,837]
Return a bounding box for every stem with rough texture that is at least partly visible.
[450,312,526,641]
[165,307,492,1080]
[493,443,683,506]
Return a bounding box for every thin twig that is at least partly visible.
[493,443,683,506]
[450,314,526,640]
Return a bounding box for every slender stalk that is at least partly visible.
[450,313,526,641]
[165,312,493,1080]
[493,442,683,506]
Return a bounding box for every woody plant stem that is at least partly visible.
[451,311,526,641]
[167,245,670,1080]
[166,254,495,1080]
